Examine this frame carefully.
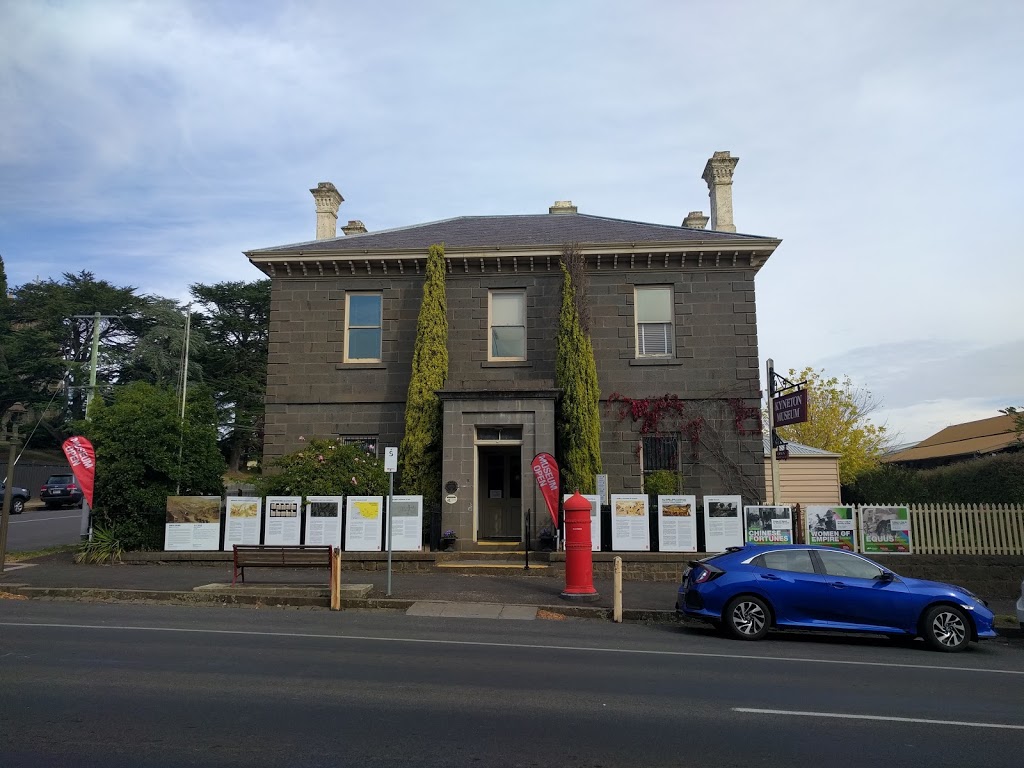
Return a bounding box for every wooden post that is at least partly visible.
[613,556,623,623]
[330,547,341,611]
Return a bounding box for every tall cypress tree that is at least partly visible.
[399,243,449,505]
[555,247,602,493]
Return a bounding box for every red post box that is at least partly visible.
[561,491,599,601]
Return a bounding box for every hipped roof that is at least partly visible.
[881,413,1021,463]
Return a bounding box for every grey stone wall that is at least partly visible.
[263,264,764,502]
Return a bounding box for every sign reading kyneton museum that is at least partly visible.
[772,389,808,427]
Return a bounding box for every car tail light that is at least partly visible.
[691,564,724,584]
[66,485,77,491]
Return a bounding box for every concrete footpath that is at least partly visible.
[0,551,681,621]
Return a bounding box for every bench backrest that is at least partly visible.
[234,545,333,567]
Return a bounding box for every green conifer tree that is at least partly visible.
[555,248,602,493]
[399,243,449,505]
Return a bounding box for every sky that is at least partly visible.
[2,0,1022,444]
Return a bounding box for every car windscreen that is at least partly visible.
[46,475,75,484]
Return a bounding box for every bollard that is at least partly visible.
[613,556,623,623]
[330,547,341,611]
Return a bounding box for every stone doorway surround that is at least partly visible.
[438,388,558,546]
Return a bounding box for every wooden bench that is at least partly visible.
[232,545,335,585]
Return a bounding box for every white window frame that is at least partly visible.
[487,289,527,362]
[634,285,674,358]
[344,292,383,363]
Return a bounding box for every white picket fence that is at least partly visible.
[907,503,1024,555]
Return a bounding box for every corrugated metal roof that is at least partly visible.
[762,436,841,458]
[881,414,1020,463]
[248,213,776,254]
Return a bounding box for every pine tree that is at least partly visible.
[555,247,602,493]
[399,243,449,505]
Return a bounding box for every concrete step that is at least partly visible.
[434,551,552,563]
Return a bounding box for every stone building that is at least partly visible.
[245,151,782,546]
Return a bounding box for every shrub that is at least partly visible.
[644,469,680,495]
[846,452,1024,504]
[257,438,388,498]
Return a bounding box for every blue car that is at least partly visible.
[677,544,996,652]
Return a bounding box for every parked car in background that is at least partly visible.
[678,543,996,652]
[1016,579,1024,631]
[0,483,30,514]
[39,474,83,509]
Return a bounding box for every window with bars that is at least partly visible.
[641,435,679,477]
[342,436,378,457]
[634,286,673,357]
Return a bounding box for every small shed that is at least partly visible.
[762,437,841,505]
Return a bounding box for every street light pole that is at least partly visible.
[0,404,26,574]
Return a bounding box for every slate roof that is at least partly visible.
[248,213,776,255]
[881,414,1020,463]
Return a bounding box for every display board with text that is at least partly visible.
[859,505,912,554]
[305,496,344,547]
[264,496,302,546]
[610,494,650,551]
[387,495,423,552]
[223,497,261,550]
[165,496,221,551]
[657,495,698,552]
[805,505,856,550]
[345,495,384,551]
[744,505,794,545]
[703,495,744,552]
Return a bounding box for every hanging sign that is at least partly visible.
[61,436,96,508]
[531,452,560,528]
[772,389,808,427]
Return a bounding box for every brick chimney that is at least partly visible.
[342,220,368,235]
[310,182,343,240]
[682,210,708,230]
[548,200,577,214]
[701,151,738,232]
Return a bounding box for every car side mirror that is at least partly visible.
[878,570,895,583]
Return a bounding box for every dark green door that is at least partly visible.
[478,447,522,540]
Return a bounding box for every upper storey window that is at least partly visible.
[635,286,673,357]
[489,290,526,361]
[345,293,383,362]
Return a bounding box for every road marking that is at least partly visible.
[734,707,1024,731]
[9,514,81,524]
[0,620,1021,676]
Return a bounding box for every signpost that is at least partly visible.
[766,359,808,504]
[384,446,398,596]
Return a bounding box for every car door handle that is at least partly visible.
[831,582,847,589]
[760,574,780,580]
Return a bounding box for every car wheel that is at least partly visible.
[12,498,25,514]
[922,605,971,652]
[723,595,771,641]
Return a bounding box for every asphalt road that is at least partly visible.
[4,503,84,551]
[1,601,1022,767]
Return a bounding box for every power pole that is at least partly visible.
[72,313,119,419]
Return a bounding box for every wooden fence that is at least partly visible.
[908,503,1024,555]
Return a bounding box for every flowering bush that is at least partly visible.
[441,529,458,540]
[256,438,388,498]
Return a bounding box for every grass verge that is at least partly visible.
[7,544,78,562]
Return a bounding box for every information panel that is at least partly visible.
[610,494,650,551]
[657,495,698,552]
[806,505,856,550]
[387,495,423,552]
[305,496,344,547]
[563,493,601,551]
[860,505,912,554]
[164,496,221,551]
[345,495,384,552]
[223,497,261,550]
[703,495,743,552]
[744,505,794,545]
[264,496,302,546]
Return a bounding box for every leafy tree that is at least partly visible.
[257,438,387,498]
[771,367,890,485]
[399,244,448,505]
[1000,406,1024,442]
[555,245,602,493]
[82,381,225,550]
[189,280,270,471]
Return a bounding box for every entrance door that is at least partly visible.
[477,447,522,540]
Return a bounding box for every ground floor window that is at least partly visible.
[341,435,378,457]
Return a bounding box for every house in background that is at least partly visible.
[245,152,782,546]
[761,437,841,505]
[881,413,1022,469]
